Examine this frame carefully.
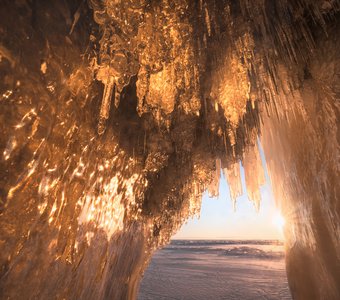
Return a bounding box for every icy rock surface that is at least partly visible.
[0,0,339,299]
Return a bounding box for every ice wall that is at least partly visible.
[260,31,340,298]
[0,0,339,299]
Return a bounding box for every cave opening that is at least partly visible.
[138,153,292,299]
[173,163,284,241]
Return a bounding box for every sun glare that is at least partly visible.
[272,212,286,233]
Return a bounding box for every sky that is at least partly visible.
[173,143,284,240]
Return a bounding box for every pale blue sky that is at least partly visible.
[173,144,283,240]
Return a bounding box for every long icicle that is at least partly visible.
[98,76,114,135]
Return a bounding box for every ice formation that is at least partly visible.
[0,0,339,299]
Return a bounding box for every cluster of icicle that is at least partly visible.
[0,0,339,299]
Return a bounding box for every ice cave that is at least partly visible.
[0,0,339,299]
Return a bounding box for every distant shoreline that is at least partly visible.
[170,239,284,244]
[171,238,284,241]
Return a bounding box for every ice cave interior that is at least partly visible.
[0,0,339,299]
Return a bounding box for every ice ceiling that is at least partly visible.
[0,0,339,299]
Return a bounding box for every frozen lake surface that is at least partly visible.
[138,240,292,300]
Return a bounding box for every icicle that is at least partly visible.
[98,76,114,135]
[242,143,265,211]
[208,159,221,197]
[224,162,242,210]
[114,88,121,108]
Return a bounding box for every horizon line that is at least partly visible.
[171,237,284,241]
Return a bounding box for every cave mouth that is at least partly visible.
[138,166,291,300]
[173,166,285,241]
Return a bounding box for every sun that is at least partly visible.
[272,212,286,232]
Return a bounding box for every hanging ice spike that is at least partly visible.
[98,76,115,135]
